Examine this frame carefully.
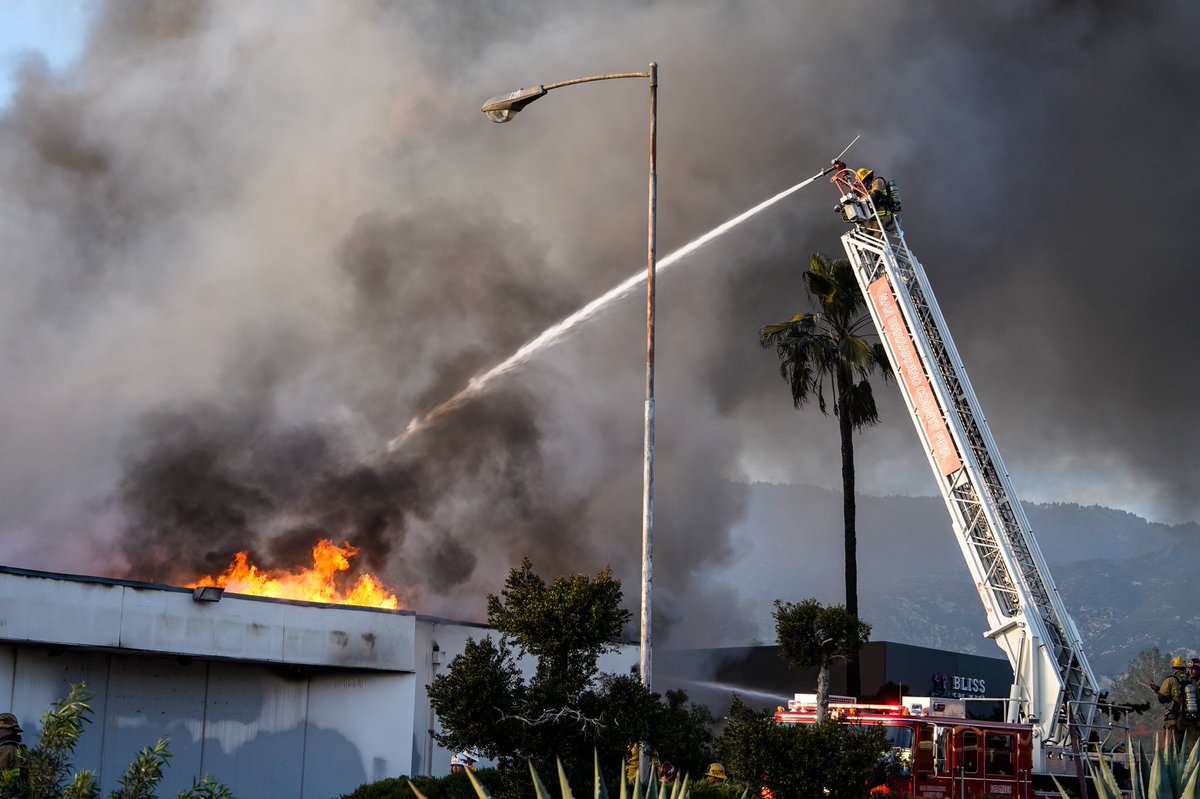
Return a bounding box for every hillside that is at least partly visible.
[725,483,1200,678]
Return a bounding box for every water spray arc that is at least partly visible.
[387,163,844,451]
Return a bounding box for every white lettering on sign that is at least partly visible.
[989,785,1013,795]
[951,676,987,695]
[868,276,962,477]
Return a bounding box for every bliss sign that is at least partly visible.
[932,672,987,697]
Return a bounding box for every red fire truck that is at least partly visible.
[776,696,1045,798]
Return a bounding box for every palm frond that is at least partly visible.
[845,381,881,430]
[763,251,890,425]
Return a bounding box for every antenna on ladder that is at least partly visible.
[833,134,861,164]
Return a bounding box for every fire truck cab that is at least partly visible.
[775,696,1040,799]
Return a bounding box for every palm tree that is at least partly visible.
[759,252,891,623]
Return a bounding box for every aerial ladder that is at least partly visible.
[828,166,1102,773]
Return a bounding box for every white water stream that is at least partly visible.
[388,173,826,451]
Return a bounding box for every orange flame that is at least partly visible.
[186,539,401,609]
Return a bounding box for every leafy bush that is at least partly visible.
[407,756,693,799]
[338,770,506,799]
[715,697,888,799]
[0,682,233,799]
[685,781,743,799]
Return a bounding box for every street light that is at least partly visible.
[481,66,659,696]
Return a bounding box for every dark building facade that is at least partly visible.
[658,641,1013,720]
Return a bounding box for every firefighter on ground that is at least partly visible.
[1157,656,1200,745]
[705,762,727,785]
[1188,659,1200,734]
[0,713,23,774]
[450,751,479,773]
[855,167,898,231]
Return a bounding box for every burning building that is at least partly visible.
[0,564,636,797]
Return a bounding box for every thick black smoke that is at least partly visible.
[0,1,1197,644]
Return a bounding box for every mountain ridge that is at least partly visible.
[724,482,1200,678]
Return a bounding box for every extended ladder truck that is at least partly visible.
[775,166,1127,798]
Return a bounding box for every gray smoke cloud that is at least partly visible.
[0,0,1196,644]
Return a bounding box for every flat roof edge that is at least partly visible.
[0,564,415,615]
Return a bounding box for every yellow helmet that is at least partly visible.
[1173,656,1187,669]
[856,168,874,183]
[706,763,727,781]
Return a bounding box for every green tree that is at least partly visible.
[773,599,871,722]
[715,697,887,799]
[486,557,629,709]
[427,558,713,786]
[0,683,232,799]
[1108,647,1172,742]
[760,252,891,695]
[650,689,717,779]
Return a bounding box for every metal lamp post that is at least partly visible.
[480,66,658,696]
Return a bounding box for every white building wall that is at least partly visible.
[0,568,639,794]
[0,568,419,799]
[410,617,491,778]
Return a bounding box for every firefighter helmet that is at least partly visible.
[1190,659,1200,670]
[0,713,19,731]
[1173,656,1187,669]
[856,168,875,183]
[706,763,727,782]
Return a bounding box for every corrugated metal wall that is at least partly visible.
[0,644,415,798]
[0,568,639,795]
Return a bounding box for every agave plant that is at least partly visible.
[407,752,698,799]
[1056,734,1200,799]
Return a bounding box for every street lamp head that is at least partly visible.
[480,86,547,122]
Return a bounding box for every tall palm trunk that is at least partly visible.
[836,363,861,698]
[835,364,858,618]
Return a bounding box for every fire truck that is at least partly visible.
[773,164,1131,798]
[777,696,1038,797]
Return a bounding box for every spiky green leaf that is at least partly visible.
[594,752,609,799]
[465,767,493,799]
[557,758,576,799]
[530,760,554,799]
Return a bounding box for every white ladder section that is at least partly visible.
[833,175,1100,767]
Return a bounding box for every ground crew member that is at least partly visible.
[625,744,640,784]
[855,167,898,232]
[450,751,478,773]
[0,713,23,774]
[1187,660,1200,737]
[1157,656,1198,746]
[705,763,727,784]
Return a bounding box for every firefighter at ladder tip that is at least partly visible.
[829,159,901,232]
[1151,656,1200,744]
